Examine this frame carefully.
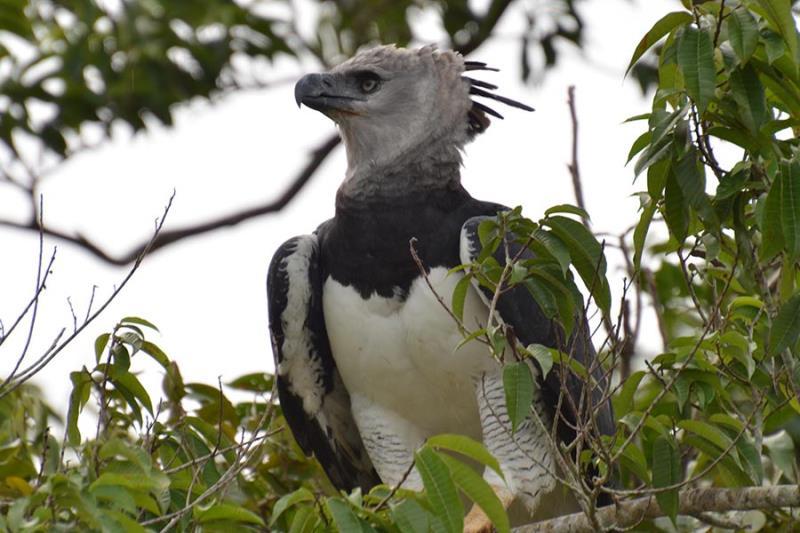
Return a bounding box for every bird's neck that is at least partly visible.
[338,136,463,205]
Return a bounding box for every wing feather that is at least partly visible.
[459,216,615,447]
[268,235,380,491]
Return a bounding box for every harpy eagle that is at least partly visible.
[268,45,614,529]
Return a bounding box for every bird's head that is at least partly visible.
[294,45,533,177]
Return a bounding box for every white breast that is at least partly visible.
[322,267,496,447]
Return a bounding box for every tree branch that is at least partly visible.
[566,86,588,227]
[516,484,800,532]
[456,0,516,57]
[0,134,341,265]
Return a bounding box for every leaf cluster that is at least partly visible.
[620,0,800,526]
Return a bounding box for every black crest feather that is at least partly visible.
[462,63,534,137]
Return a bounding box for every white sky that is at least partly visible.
[0,0,676,412]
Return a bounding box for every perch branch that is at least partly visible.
[516,484,800,532]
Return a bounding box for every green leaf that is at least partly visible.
[523,275,561,325]
[678,420,734,452]
[415,446,463,533]
[627,131,652,164]
[438,455,510,533]
[105,510,148,533]
[91,472,162,492]
[651,436,680,525]
[626,11,693,74]
[110,367,154,415]
[727,8,759,63]
[768,293,800,356]
[509,263,527,285]
[664,170,689,243]
[288,505,318,533]
[761,178,785,260]
[502,362,534,434]
[552,350,589,380]
[634,133,673,178]
[327,499,375,533]
[111,343,130,372]
[270,488,314,526]
[543,204,589,220]
[426,434,504,481]
[532,229,571,275]
[677,26,716,113]
[673,150,717,229]
[755,0,798,62]
[120,316,159,332]
[617,442,650,482]
[455,328,488,351]
[780,161,800,260]
[541,216,611,313]
[66,370,92,446]
[647,158,670,201]
[196,503,265,525]
[226,372,273,392]
[716,165,750,199]
[528,344,554,380]
[451,275,472,322]
[730,64,767,134]
[391,499,431,533]
[763,29,787,63]
[633,202,656,271]
[140,340,170,368]
[612,370,645,416]
[764,430,796,482]
[737,439,764,485]
[477,219,499,247]
[99,439,152,472]
[94,333,110,363]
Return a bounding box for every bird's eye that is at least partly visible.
[359,75,380,94]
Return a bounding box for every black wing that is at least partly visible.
[459,216,615,449]
[267,235,380,492]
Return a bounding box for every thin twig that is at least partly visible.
[373,459,417,513]
[611,252,738,465]
[1,198,50,388]
[0,192,176,398]
[566,86,589,228]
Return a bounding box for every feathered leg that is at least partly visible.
[465,366,558,531]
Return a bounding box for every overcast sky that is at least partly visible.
[0,0,675,412]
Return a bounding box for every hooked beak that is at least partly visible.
[294,73,364,114]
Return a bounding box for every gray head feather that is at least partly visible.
[294,45,533,191]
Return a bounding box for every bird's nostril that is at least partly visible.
[322,77,333,88]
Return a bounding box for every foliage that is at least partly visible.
[0,318,302,531]
[1,0,800,531]
[0,0,290,163]
[0,319,517,532]
[619,0,800,527]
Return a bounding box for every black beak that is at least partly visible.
[295,73,327,108]
[294,73,362,113]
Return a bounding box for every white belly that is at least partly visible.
[322,267,496,446]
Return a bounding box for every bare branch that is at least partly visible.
[566,86,589,227]
[0,135,341,265]
[0,192,176,398]
[455,0,516,57]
